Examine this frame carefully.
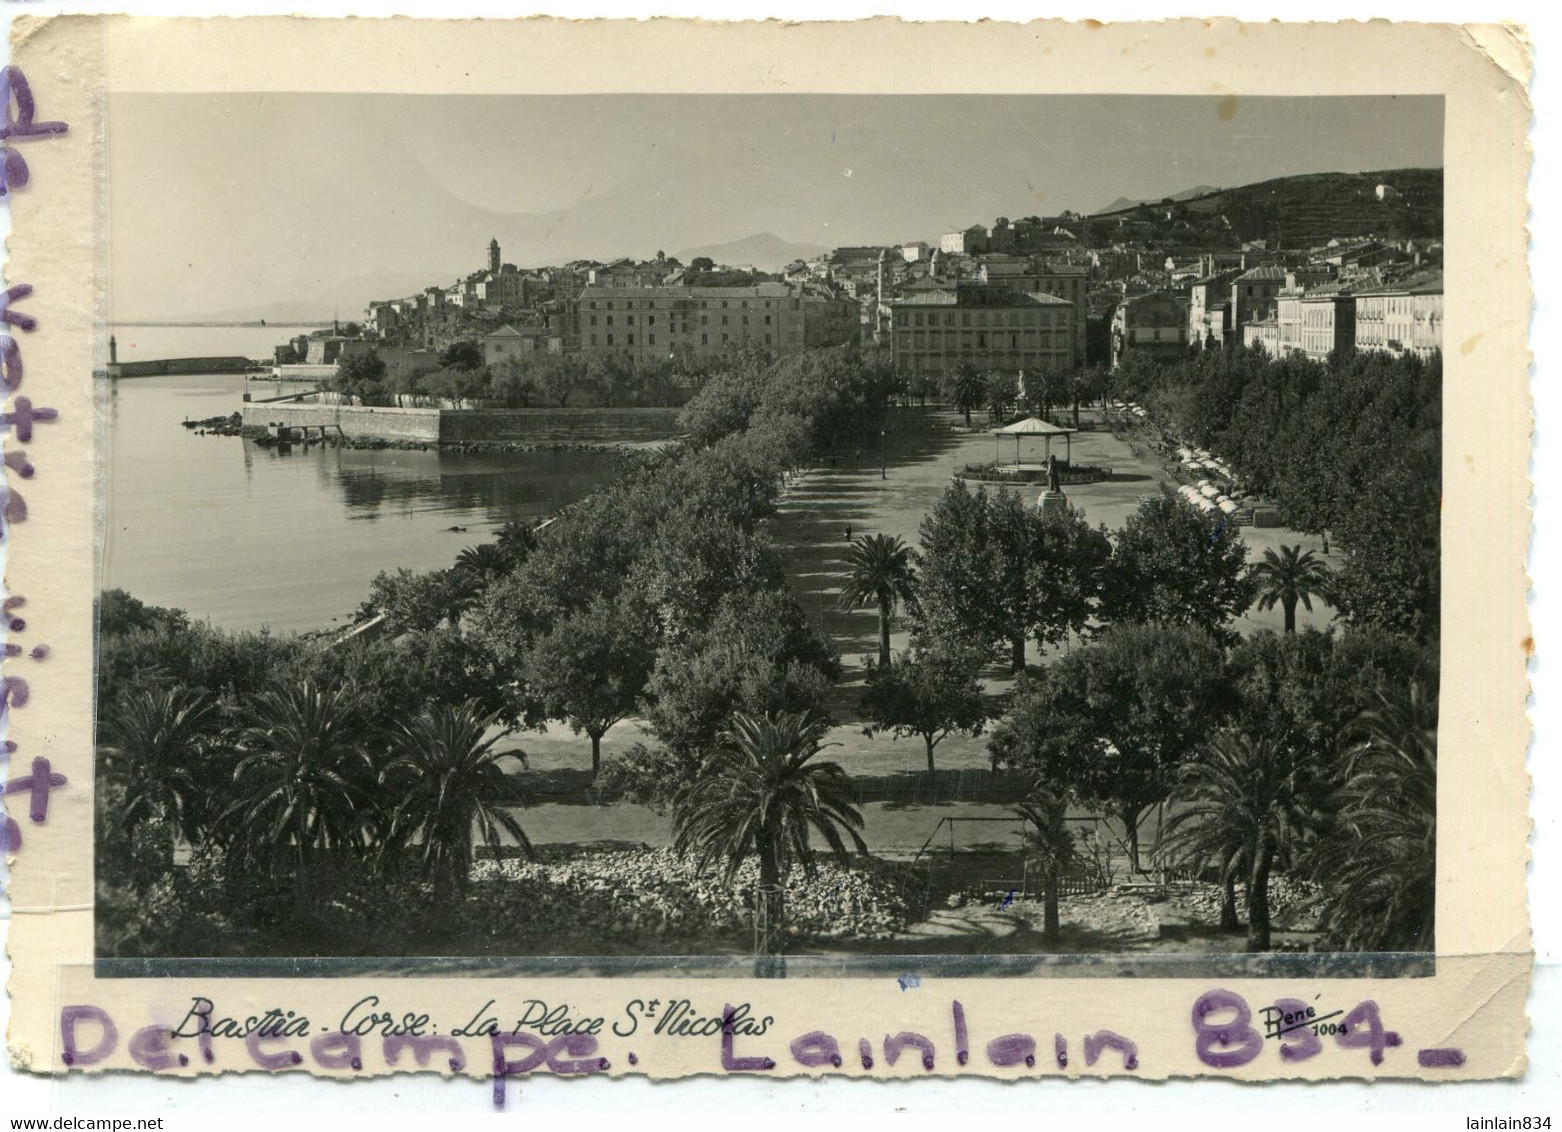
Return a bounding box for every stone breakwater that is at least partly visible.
[239,403,683,446]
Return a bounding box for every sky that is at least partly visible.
[106,93,1443,321]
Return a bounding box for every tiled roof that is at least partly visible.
[890,286,1073,308]
[1235,264,1287,282]
[579,283,807,300]
[1353,271,1444,297]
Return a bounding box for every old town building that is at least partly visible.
[576,283,858,363]
[888,283,1076,379]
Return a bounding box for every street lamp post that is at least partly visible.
[880,428,886,480]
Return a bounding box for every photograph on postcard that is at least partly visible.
[90,88,1448,980]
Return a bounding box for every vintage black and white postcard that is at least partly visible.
[1,16,1533,1085]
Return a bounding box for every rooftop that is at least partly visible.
[1353,270,1444,297]
[891,285,1074,308]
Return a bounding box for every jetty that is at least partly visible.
[104,356,261,378]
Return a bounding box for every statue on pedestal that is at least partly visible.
[1038,452,1069,519]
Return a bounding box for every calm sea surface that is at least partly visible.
[102,327,633,633]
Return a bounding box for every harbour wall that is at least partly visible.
[239,403,683,444]
[107,356,257,378]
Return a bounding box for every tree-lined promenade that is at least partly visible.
[96,341,1439,969]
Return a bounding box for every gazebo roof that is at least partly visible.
[993,416,1076,436]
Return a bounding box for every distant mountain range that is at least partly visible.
[1094,186,1223,215]
[674,232,831,273]
[164,167,1440,323]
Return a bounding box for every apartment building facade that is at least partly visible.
[575,283,858,363]
[887,283,1076,379]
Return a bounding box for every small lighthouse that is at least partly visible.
[109,334,118,364]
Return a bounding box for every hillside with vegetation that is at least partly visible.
[1082,167,1442,249]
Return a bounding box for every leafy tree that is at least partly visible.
[98,589,189,637]
[439,340,484,371]
[330,350,390,406]
[918,486,1106,672]
[365,567,470,633]
[489,357,538,407]
[1314,682,1437,952]
[915,480,1006,659]
[581,350,638,407]
[1100,492,1255,644]
[220,682,375,912]
[521,596,656,777]
[531,353,581,408]
[1251,544,1335,633]
[838,533,918,667]
[1025,505,1113,660]
[641,589,837,765]
[380,701,532,891]
[988,623,1229,870]
[689,256,716,273]
[943,362,986,426]
[672,711,867,977]
[677,370,763,448]
[1164,731,1313,951]
[859,642,988,776]
[421,365,488,408]
[986,489,1043,671]
[97,687,221,856]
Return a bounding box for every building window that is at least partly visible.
[648,314,655,325]
[606,315,614,326]
[606,334,614,346]
[701,333,708,345]
[764,314,771,325]
[589,315,597,327]
[649,334,655,346]
[628,334,635,346]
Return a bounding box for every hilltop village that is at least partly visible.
[276,169,1443,394]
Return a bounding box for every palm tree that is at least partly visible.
[944,362,986,427]
[380,701,532,892]
[97,687,220,856]
[1250,544,1334,633]
[838,533,918,668]
[456,541,514,594]
[220,681,375,914]
[1160,787,1249,934]
[1316,682,1437,952]
[1015,785,1076,943]
[985,371,1018,424]
[672,711,868,977]
[495,521,539,565]
[1163,730,1312,951]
